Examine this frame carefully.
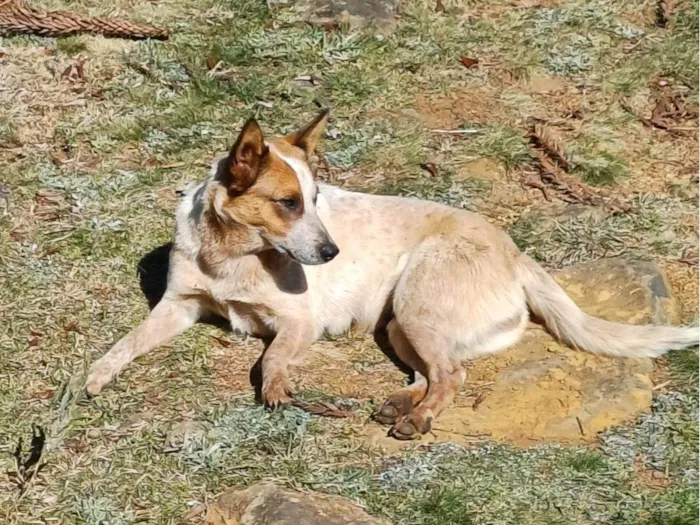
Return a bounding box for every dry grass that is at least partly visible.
[0,0,697,523]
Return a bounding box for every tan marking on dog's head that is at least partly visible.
[282,108,329,158]
[201,111,337,268]
[223,149,304,238]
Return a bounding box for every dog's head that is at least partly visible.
[211,110,338,265]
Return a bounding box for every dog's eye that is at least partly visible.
[277,198,299,211]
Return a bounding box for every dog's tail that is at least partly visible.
[518,255,699,357]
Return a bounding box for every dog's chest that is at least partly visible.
[203,265,289,337]
[226,300,276,337]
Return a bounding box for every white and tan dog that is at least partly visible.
[86,111,699,440]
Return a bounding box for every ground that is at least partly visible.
[0,0,698,523]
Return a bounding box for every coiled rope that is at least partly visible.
[0,0,169,40]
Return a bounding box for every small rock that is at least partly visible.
[516,202,608,230]
[297,0,398,33]
[667,178,699,201]
[165,421,206,449]
[522,74,568,94]
[204,483,389,525]
[453,158,504,182]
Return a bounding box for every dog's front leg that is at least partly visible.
[86,297,201,395]
[260,321,316,407]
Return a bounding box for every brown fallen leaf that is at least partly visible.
[321,20,340,31]
[64,321,83,334]
[656,0,676,27]
[435,0,445,12]
[65,439,88,453]
[28,389,56,401]
[679,247,699,267]
[521,170,552,201]
[420,162,439,177]
[472,392,486,410]
[211,336,231,348]
[291,398,353,418]
[460,56,479,69]
[61,57,86,82]
[528,122,569,170]
[206,55,218,71]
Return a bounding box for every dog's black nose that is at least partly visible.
[319,242,339,262]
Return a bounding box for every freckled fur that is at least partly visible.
[86,112,700,439]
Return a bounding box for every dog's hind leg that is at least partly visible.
[385,234,527,440]
[387,324,466,440]
[374,319,428,425]
[85,297,201,396]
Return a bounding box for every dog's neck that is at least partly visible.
[195,207,308,294]
[195,205,265,276]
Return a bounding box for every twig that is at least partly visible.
[651,380,672,391]
[431,426,491,438]
[126,61,178,90]
[576,416,585,436]
[472,392,486,410]
[430,129,480,135]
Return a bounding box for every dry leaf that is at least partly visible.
[291,398,353,418]
[61,58,86,82]
[435,0,445,12]
[529,123,569,170]
[656,0,676,27]
[211,336,231,348]
[460,56,479,69]
[321,20,340,30]
[472,392,485,410]
[679,247,699,267]
[64,321,82,334]
[206,55,218,70]
[420,162,439,177]
[31,389,56,401]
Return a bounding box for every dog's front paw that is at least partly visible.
[85,364,116,397]
[262,375,294,408]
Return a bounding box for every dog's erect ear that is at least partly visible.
[221,118,267,193]
[285,109,329,157]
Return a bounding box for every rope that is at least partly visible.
[0,0,169,40]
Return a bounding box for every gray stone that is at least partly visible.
[204,483,389,525]
[518,202,608,229]
[165,421,206,450]
[297,0,398,32]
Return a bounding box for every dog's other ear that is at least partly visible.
[285,109,329,157]
[221,118,267,193]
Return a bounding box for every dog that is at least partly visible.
[86,110,699,440]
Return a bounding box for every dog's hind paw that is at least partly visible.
[389,414,432,441]
[373,395,414,426]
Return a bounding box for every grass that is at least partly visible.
[509,194,696,268]
[0,0,697,523]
